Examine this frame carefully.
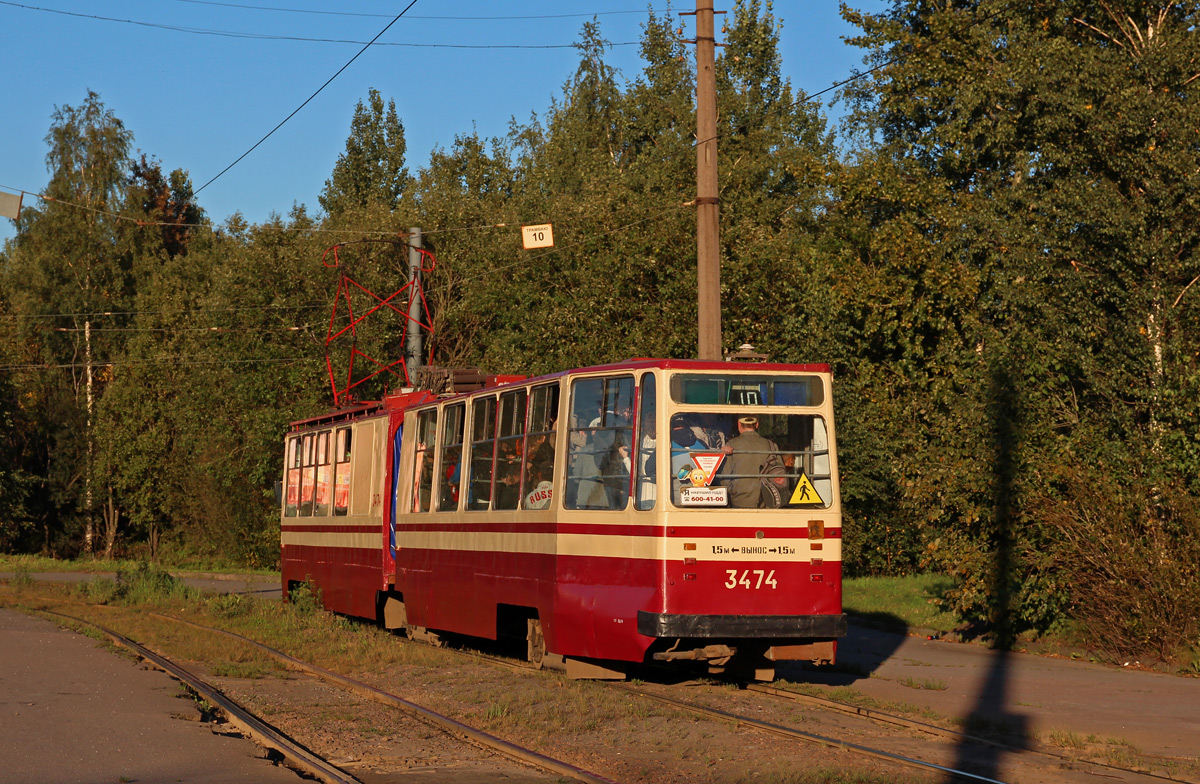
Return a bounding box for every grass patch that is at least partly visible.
[210,661,272,679]
[897,676,948,691]
[842,573,959,633]
[74,563,200,606]
[1044,729,1085,749]
[0,553,276,577]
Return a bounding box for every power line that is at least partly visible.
[193,0,418,196]
[689,2,1015,159]
[0,303,328,321]
[2,6,1006,263]
[167,0,665,22]
[0,356,320,371]
[0,1,639,48]
[49,325,314,333]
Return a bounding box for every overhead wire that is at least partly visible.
[0,302,328,321]
[0,356,320,371]
[193,0,420,195]
[0,5,1006,380]
[688,2,1015,154]
[2,3,1007,238]
[166,0,667,22]
[0,1,640,48]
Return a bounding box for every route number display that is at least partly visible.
[522,223,554,249]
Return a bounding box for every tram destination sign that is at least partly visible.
[521,223,554,249]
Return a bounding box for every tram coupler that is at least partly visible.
[652,644,736,665]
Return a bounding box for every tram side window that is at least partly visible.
[412,409,438,513]
[333,427,351,516]
[284,436,301,517]
[522,383,559,510]
[314,430,332,517]
[300,433,315,517]
[436,403,465,511]
[566,375,634,510]
[494,390,527,511]
[635,375,657,510]
[467,396,497,511]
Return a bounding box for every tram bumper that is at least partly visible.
[639,612,846,667]
[637,611,847,639]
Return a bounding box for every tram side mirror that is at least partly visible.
[273,480,283,508]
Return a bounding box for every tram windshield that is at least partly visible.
[661,371,833,509]
[664,410,833,510]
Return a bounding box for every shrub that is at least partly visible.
[1036,466,1200,663]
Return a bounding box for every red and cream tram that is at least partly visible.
[281,359,845,679]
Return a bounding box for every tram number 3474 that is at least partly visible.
[724,569,779,590]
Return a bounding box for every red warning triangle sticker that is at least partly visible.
[690,453,726,486]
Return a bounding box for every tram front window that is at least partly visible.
[668,411,832,510]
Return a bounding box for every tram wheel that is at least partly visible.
[527,618,547,668]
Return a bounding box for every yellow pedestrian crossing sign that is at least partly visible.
[790,473,823,506]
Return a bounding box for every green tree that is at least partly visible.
[320,88,410,215]
[838,0,1200,650]
[715,0,837,355]
[1,91,135,555]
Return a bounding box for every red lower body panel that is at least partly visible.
[281,544,384,620]
[395,545,839,664]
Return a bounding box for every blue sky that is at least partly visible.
[0,1,886,243]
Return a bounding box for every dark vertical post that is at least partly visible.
[406,227,424,373]
[695,0,722,360]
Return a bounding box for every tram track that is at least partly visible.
[744,683,1188,784]
[30,606,615,784]
[12,590,1189,784]
[149,612,616,784]
[389,633,1186,784]
[36,608,359,784]
[145,609,984,783]
[341,635,1013,783]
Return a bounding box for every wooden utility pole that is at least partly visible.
[689,0,723,360]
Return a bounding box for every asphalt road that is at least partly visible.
[784,621,1200,762]
[0,607,306,784]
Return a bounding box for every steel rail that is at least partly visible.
[452,643,1182,783]
[746,682,1186,783]
[151,613,617,784]
[15,591,1177,784]
[36,609,359,784]
[337,634,1007,783]
[609,682,1008,783]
